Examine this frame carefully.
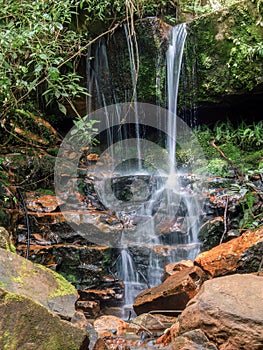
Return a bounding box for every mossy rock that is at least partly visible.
[184,0,263,106]
[0,248,77,319]
[0,227,16,253]
[0,288,89,350]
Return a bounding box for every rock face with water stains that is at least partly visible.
[0,288,89,350]
[133,265,208,315]
[194,227,263,277]
[178,274,263,350]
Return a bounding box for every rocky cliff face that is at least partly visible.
[182,0,263,124]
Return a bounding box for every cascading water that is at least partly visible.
[166,24,187,174]
[85,23,202,310]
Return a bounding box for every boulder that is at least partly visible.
[133,266,208,315]
[168,329,218,350]
[93,315,129,337]
[0,288,89,350]
[130,313,176,333]
[162,260,194,281]
[0,248,77,319]
[178,274,263,350]
[194,227,263,277]
[197,216,224,251]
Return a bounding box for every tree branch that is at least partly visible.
[210,140,244,179]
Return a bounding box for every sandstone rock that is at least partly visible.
[133,266,208,315]
[93,315,129,337]
[179,274,263,350]
[26,194,64,212]
[92,338,109,350]
[162,260,194,281]
[194,227,263,277]
[168,329,218,350]
[71,310,90,329]
[130,313,174,332]
[0,288,89,350]
[0,248,77,320]
[156,322,180,346]
[76,300,100,317]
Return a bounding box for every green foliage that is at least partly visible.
[0,0,88,119]
[69,116,100,146]
[192,120,263,175]
[226,176,263,232]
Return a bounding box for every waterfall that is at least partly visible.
[83,23,202,308]
[166,24,187,174]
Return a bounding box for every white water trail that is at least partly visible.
[166,24,187,175]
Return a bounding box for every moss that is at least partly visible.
[7,243,16,253]
[36,264,76,298]
[10,276,24,285]
[0,289,87,350]
[184,0,263,106]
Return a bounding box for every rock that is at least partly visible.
[93,315,129,337]
[168,329,218,350]
[186,0,263,120]
[76,300,101,317]
[0,226,15,252]
[133,266,208,315]
[156,322,180,346]
[0,288,89,350]
[162,260,194,281]
[194,227,263,277]
[87,153,99,161]
[0,248,77,320]
[198,216,224,251]
[130,313,173,333]
[178,274,263,350]
[71,310,90,329]
[92,338,109,350]
[79,288,116,302]
[17,243,111,291]
[26,194,64,212]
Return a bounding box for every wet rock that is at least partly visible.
[162,260,194,281]
[0,288,89,350]
[194,227,263,277]
[76,300,101,318]
[78,287,122,309]
[178,274,263,350]
[26,194,64,212]
[93,315,129,337]
[0,248,77,320]
[168,329,218,350]
[17,243,111,290]
[133,266,208,315]
[198,216,224,251]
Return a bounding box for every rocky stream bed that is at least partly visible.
[0,155,263,349]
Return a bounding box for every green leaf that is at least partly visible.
[58,102,67,115]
